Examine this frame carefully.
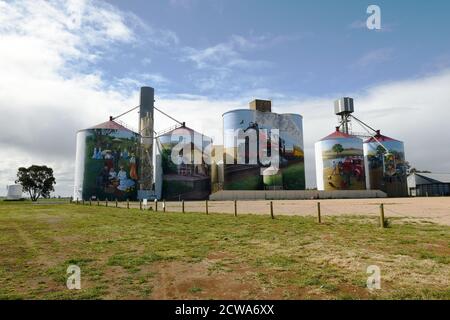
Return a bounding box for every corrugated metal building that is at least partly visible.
[407,173,450,196]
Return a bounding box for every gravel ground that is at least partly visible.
[114,197,450,226]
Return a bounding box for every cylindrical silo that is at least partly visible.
[223,109,262,190]
[278,114,305,190]
[364,131,408,197]
[222,108,305,190]
[73,120,140,201]
[6,185,23,200]
[315,127,366,191]
[157,126,212,200]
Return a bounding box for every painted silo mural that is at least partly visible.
[223,109,305,190]
[315,128,365,191]
[73,120,140,201]
[158,126,212,200]
[279,114,305,190]
[364,132,408,197]
[223,110,262,190]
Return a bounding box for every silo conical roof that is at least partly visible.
[320,127,354,141]
[83,120,136,133]
[365,131,400,143]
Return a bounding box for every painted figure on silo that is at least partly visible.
[82,125,139,200]
[158,127,212,200]
[321,139,365,190]
[364,132,408,197]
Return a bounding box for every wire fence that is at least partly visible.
[68,198,447,227]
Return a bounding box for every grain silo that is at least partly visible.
[278,113,305,190]
[223,109,262,190]
[73,120,140,201]
[222,100,305,191]
[6,185,23,200]
[315,127,366,191]
[156,126,212,200]
[364,130,408,197]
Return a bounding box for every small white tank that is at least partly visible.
[6,184,23,200]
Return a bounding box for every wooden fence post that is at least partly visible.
[379,204,385,228]
[317,202,321,224]
[205,200,209,215]
[182,200,185,213]
[115,199,118,208]
[139,200,142,210]
[127,199,129,209]
[163,200,166,213]
[270,201,274,219]
[106,199,108,207]
[155,200,158,212]
[234,200,237,217]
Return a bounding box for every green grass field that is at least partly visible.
[0,200,449,300]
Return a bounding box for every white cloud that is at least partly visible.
[184,43,239,69]
[181,33,307,93]
[0,0,174,196]
[348,19,394,32]
[130,13,179,47]
[181,35,278,93]
[183,33,302,70]
[117,73,171,89]
[354,48,394,68]
[1,0,449,197]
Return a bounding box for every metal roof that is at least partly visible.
[414,173,450,184]
[364,133,400,143]
[158,124,206,137]
[320,128,361,141]
[79,120,137,134]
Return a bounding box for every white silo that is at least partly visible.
[73,119,140,201]
[315,127,366,191]
[363,130,408,197]
[6,184,23,200]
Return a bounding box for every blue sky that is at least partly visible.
[101,0,450,98]
[1,0,449,195]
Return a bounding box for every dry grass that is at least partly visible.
[0,201,448,300]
